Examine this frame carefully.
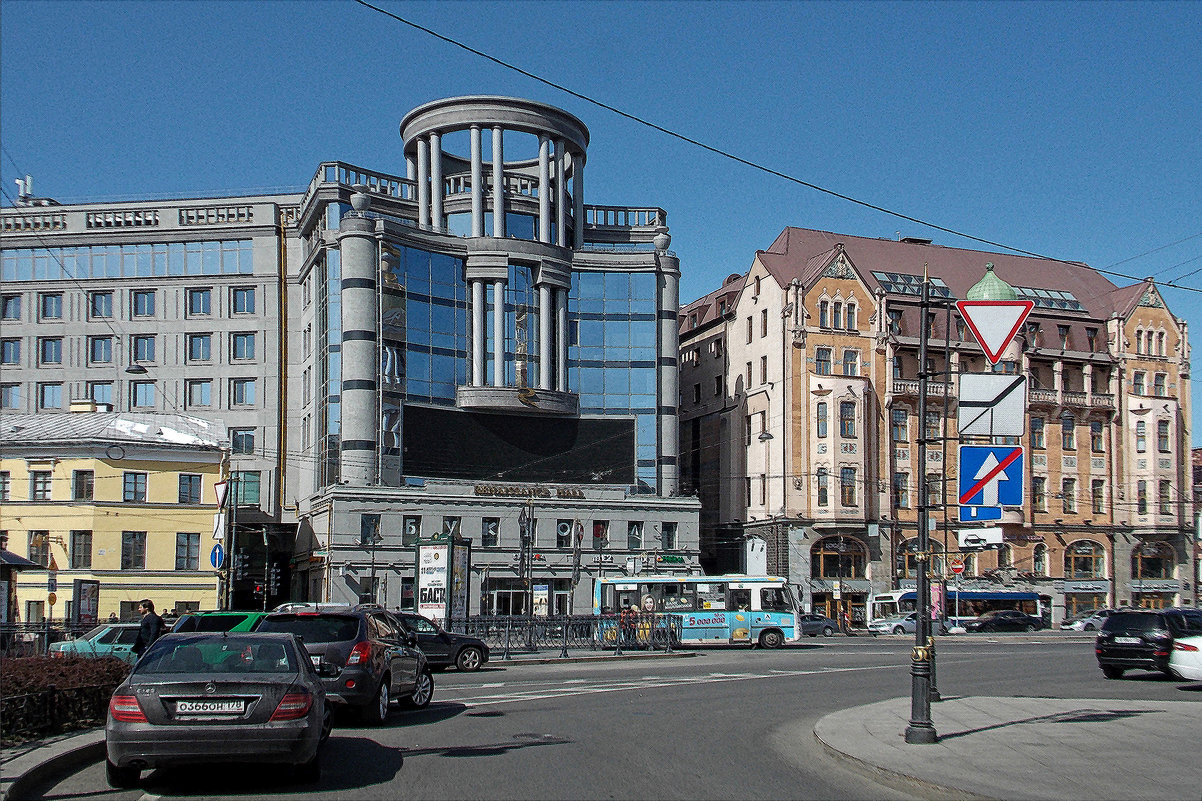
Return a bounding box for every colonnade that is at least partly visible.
[405,127,585,250]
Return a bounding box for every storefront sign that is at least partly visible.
[473,484,585,499]
[1130,580,1180,593]
[1060,580,1111,593]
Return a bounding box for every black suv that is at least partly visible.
[1095,608,1202,679]
[258,605,433,723]
[394,612,490,672]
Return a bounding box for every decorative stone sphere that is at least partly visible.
[653,230,671,251]
[350,185,371,212]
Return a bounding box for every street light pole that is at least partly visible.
[905,274,938,745]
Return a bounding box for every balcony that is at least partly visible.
[891,380,949,398]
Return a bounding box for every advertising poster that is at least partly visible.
[532,584,550,617]
[72,579,100,625]
[416,544,449,624]
[449,538,471,622]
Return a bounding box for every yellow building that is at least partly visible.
[0,408,226,622]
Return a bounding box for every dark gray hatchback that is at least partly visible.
[257,606,433,724]
[1095,609,1202,679]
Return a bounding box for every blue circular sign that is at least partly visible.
[210,543,225,569]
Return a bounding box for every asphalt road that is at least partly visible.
[25,635,1201,800]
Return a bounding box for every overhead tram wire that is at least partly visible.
[352,0,1201,295]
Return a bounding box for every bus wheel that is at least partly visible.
[758,630,784,649]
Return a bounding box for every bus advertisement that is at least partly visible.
[593,575,800,648]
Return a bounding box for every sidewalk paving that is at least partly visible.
[814,694,1202,801]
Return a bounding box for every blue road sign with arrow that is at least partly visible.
[958,445,1024,522]
[210,543,225,570]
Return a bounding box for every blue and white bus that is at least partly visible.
[593,575,800,648]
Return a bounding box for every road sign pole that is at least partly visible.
[906,276,938,745]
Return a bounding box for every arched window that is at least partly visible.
[1132,542,1174,579]
[998,544,1013,567]
[1064,540,1106,579]
[1032,544,1048,576]
[811,536,867,578]
[895,538,945,579]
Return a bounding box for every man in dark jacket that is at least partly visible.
[132,599,165,658]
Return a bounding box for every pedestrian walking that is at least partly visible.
[132,599,165,658]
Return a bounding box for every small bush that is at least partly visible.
[1,656,130,745]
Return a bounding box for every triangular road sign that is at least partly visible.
[956,300,1034,364]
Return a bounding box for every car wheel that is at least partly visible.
[1101,665,1125,680]
[758,630,784,649]
[403,669,435,709]
[319,704,332,744]
[296,753,321,784]
[1084,623,1095,631]
[456,647,483,672]
[360,676,391,725]
[822,626,835,637]
[106,759,140,789]
[893,626,905,635]
[1025,624,1037,632]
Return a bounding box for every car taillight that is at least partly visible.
[109,695,147,722]
[1174,642,1200,652]
[346,641,371,665]
[50,650,65,658]
[270,691,313,721]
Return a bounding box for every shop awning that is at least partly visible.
[0,549,41,569]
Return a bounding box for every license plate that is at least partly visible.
[1115,637,1141,645]
[176,699,244,715]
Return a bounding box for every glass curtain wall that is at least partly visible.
[569,271,659,492]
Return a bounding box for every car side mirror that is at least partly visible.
[405,631,418,648]
[316,660,340,678]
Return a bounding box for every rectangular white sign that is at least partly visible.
[958,373,1026,437]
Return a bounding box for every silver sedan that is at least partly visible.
[105,632,333,788]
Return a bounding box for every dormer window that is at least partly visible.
[1058,325,1070,350]
[1086,328,1097,352]
[819,300,830,329]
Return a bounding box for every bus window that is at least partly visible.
[730,589,751,611]
[760,587,792,612]
[661,583,696,612]
[696,583,727,610]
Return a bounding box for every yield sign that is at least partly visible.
[956,299,1034,364]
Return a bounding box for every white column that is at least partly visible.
[470,125,484,237]
[492,279,505,386]
[405,155,416,181]
[538,135,551,243]
[556,289,568,392]
[492,127,505,237]
[472,280,485,386]
[572,155,584,249]
[416,138,430,230]
[539,283,553,390]
[429,131,442,231]
[555,139,567,247]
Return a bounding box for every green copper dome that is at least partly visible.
[965,262,1018,301]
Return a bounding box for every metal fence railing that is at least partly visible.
[0,622,95,659]
[444,614,683,659]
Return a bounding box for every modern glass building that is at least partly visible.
[0,95,701,617]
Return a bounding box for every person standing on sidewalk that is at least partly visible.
[132,599,165,659]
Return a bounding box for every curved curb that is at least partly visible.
[2,731,104,801]
[811,725,995,801]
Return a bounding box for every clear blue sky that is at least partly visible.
[3,1,1200,439]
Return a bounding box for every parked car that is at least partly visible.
[1096,608,1202,679]
[393,612,489,671]
[1168,633,1202,682]
[49,623,140,663]
[171,610,270,633]
[868,612,918,636]
[256,605,433,723]
[797,613,839,637]
[964,610,1044,633]
[1060,608,1116,632]
[104,631,332,788]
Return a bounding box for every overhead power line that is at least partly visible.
[351,0,1201,295]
